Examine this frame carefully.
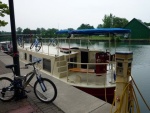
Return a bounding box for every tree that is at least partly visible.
[113,17,128,28]
[16,27,22,34]
[102,13,114,28]
[45,28,58,37]
[40,28,46,37]
[77,24,94,29]
[97,24,103,28]
[30,30,36,34]
[68,28,74,31]
[144,22,150,26]
[0,1,9,27]
[22,28,31,34]
[102,13,128,28]
[36,28,41,34]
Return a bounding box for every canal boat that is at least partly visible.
[18,28,131,103]
[0,41,12,54]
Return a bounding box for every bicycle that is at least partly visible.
[0,59,57,103]
[47,38,58,46]
[17,37,24,48]
[30,36,42,52]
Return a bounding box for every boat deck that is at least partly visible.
[66,68,115,88]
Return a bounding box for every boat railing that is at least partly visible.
[18,37,100,56]
[67,61,115,84]
[43,38,80,56]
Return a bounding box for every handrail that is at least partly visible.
[67,61,115,85]
[67,61,115,65]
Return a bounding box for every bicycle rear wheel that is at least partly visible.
[52,42,57,46]
[34,78,57,103]
[30,42,34,49]
[0,77,15,102]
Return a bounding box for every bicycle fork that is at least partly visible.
[37,75,47,92]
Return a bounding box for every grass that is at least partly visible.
[86,36,110,40]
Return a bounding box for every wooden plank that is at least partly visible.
[69,68,95,73]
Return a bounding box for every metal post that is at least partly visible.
[115,51,133,113]
[8,0,20,76]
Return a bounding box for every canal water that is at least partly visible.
[62,40,150,113]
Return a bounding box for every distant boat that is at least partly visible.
[18,28,131,103]
[0,41,13,54]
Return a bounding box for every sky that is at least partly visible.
[0,0,150,32]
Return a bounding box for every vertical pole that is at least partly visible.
[115,51,133,113]
[8,0,20,76]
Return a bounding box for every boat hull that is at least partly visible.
[74,86,115,104]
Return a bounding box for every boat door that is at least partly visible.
[81,51,88,68]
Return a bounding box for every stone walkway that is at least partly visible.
[0,51,113,113]
[0,52,64,113]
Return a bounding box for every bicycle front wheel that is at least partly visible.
[18,41,24,48]
[35,42,42,52]
[0,77,15,102]
[34,78,57,103]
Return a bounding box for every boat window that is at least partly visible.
[43,58,51,72]
[81,51,88,69]
[29,54,32,62]
[24,53,27,60]
[68,57,77,69]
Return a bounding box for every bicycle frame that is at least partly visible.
[23,66,47,92]
[33,38,40,48]
[23,71,35,88]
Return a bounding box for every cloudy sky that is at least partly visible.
[1,0,150,31]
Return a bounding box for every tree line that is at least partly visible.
[1,13,150,38]
[1,1,150,38]
[1,13,131,38]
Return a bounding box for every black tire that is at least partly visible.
[0,77,15,102]
[30,42,34,49]
[34,78,57,103]
[35,41,42,52]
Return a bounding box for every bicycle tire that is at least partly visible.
[35,41,42,52]
[30,42,34,49]
[0,77,15,102]
[34,78,57,103]
[17,38,24,48]
[52,42,57,46]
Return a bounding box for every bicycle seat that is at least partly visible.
[5,64,17,69]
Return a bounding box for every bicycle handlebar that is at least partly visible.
[25,59,41,66]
